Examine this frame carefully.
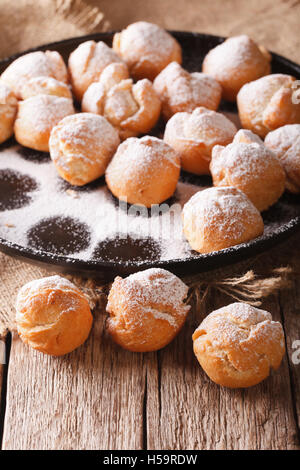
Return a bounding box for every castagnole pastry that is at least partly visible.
[49,113,120,186]
[164,107,237,175]
[153,62,222,121]
[182,187,264,253]
[210,138,286,211]
[14,94,75,152]
[20,76,72,100]
[105,136,180,207]
[82,68,161,140]
[1,50,68,99]
[0,82,18,144]
[68,40,123,101]
[193,302,285,388]
[237,74,300,138]
[106,268,190,352]
[265,124,300,194]
[16,276,93,356]
[113,21,182,81]
[202,35,271,101]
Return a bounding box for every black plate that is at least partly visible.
[0,31,300,280]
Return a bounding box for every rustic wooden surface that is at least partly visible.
[1,280,300,450]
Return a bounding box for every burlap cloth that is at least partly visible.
[0,0,300,334]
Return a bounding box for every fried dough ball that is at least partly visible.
[105,135,180,207]
[113,21,182,81]
[0,82,18,144]
[193,302,285,388]
[153,62,222,121]
[164,107,237,174]
[237,74,300,138]
[16,276,93,356]
[182,186,264,253]
[20,76,72,100]
[49,112,120,186]
[106,268,190,352]
[202,35,271,101]
[1,50,68,99]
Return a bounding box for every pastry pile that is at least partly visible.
[1,21,299,255]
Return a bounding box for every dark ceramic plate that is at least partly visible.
[0,31,300,280]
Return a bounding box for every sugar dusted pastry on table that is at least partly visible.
[210,135,286,211]
[237,74,300,138]
[50,112,120,186]
[82,63,161,140]
[106,268,190,352]
[182,186,264,253]
[105,135,180,207]
[20,76,72,100]
[153,62,222,121]
[265,124,300,194]
[164,107,237,175]
[193,302,285,388]
[68,40,124,101]
[202,35,271,101]
[113,21,182,81]
[14,94,75,152]
[16,276,93,356]
[0,82,18,144]
[1,50,68,99]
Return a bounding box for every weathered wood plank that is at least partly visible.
[279,278,300,432]
[147,292,300,450]
[2,308,146,450]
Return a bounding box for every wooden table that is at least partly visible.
[1,241,300,450]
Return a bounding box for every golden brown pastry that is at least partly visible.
[265,124,300,194]
[193,302,285,388]
[16,275,93,356]
[182,186,264,253]
[82,67,161,140]
[153,62,222,121]
[49,112,120,186]
[106,268,190,352]
[1,50,68,99]
[237,74,300,138]
[14,94,75,152]
[20,76,72,100]
[164,107,237,175]
[113,21,182,81]
[202,35,271,101]
[68,40,124,101]
[210,138,286,211]
[105,135,180,207]
[0,82,18,144]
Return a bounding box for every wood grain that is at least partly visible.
[1,308,146,450]
[146,292,300,450]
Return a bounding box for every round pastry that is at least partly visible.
[237,74,300,138]
[0,82,18,144]
[68,40,123,101]
[82,77,161,140]
[14,94,75,152]
[202,35,271,101]
[193,302,285,388]
[113,21,182,81]
[232,128,264,145]
[20,76,72,100]
[1,50,68,99]
[106,268,190,352]
[164,107,237,175]
[210,140,286,211]
[98,62,130,91]
[265,124,300,193]
[182,186,264,253]
[153,62,222,121]
[105,135,180,207]
[49,113,120,186]
[16,275,93,356]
